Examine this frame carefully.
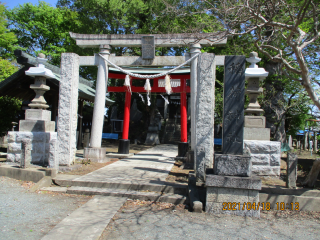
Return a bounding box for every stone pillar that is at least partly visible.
[57,53,80,166]
[48,139,58,169]
[84,46,110,161]
[286,152,298,188]
[304,131,308,150]
[190,44,201,151]
[20,139,31,168]
[83,129,90,148]
[288,135,292,148]
[194,53,215,182]
[90,45,110,148]
[77,100,83,150]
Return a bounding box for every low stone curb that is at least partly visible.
[53,174,188,195]
[0,165,56,183]
[66,186,187,204]
[260,193,320,211]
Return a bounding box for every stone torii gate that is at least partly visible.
[56,33,227,182]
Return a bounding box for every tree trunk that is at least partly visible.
[262,61,286,142]
[302,159,320,188]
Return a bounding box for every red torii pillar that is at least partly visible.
[118,88,131,154]
[178,78,189,157]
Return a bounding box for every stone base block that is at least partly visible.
[206,202,260,217]
[214,154,251,177]
[206,175,262,190]
[244,140,281,176]
[205,175,262,217]
[243,127,270,140]
[244,116,266,128]
[178,142,188,157]
[145,133,160,145]
[83,147,108,163]
[7,132,57,166]
[118,139,130,154]
[19,120,55,132]
[252,166,280,176]
[185,151,194,169]
[25,109,51,121]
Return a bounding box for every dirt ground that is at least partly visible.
[100,199,320,240]
[58,142,154,176]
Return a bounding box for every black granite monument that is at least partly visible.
[222,56,246,155]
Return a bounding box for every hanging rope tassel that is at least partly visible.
[160,94,169,105]
[124,74,131,94]
[138,93,145,103]
[144,79,152,106]
[165,75,172,95]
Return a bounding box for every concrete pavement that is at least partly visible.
[43,144,183,240]
[42,196,126,240]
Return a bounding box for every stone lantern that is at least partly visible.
[7,53,58,168]
[20,53,56,132]
[243,52,270,141]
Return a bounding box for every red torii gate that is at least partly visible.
[108,72,190,155]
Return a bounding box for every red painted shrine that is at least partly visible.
[107,72,190,145]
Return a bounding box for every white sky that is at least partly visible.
[2,0,58,9]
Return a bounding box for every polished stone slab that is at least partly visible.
[222,55,246,155]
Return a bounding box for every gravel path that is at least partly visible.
[0,177,92,240]
[101,200,320,240]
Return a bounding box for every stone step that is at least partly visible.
[259,193,320,211]
[66,186,187,204]
[53,174,188,195]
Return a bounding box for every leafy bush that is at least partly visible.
[0,96,21,137]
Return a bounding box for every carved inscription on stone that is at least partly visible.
[222,56,246,155]
[142,36,155,59]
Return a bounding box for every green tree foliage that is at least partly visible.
[0,57,17,81]
[0,96,21,137]
[0,3,17,59]
[6,1,81,66]
[0,3,21,136]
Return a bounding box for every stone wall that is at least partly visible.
[244,140,281,176]
[7,131,57,164]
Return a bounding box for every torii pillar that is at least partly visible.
[83,45,110,161]
[118,88,131,154]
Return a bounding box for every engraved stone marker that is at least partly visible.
[195,53,215,181]
[286,152,297,188]
[20,139,32,168]
[142,36,155,59]
[222,56,246,155]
